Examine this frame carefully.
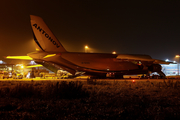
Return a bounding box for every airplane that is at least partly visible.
[7,15,170,79]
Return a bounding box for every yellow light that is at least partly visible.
[8,67,12,71]
[43,54,56,58]
[112,51,116,54]
[6,56,33,60]
[85,45,89,49]
[85,45,89,52]
[26,64,43,68]
[176,55,180,58]
[21,65,24,69]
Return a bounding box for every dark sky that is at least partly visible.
[1,0,180,62]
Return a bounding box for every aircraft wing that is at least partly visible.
[153,59,172,64]
[6,56,33,60]
[116,54,154,61]
[116,54,171,64]
[5,56,43,68]
[26,64,43,68]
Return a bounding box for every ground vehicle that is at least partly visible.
[0,71,3,79]
[2,72,12,79]
[12,73,23,79]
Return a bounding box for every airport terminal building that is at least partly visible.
[161,64,179,76]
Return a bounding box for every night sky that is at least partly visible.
[1,0,180,62]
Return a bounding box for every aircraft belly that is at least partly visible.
[43,56,77,74]
[78,61,138,71]
[61,53,139,71]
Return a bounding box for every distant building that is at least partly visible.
[161,64,179,76]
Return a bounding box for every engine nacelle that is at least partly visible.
[148,64,162,72]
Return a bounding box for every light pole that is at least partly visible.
[85,45,88,53]
[175,55,180,76]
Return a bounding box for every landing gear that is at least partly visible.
[146,72,150,79]
[114,74,124,79]
[157,71,166,79]
[89,73,124,79]
[90,74,107,79]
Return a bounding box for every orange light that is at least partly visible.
[36,48,40,51]
[176,55,180,58]
[85,45,89,52]
[85,45,89,49]
[132,80,135,83]
[112,51,116,54]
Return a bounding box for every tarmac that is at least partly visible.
[0,77,179,82]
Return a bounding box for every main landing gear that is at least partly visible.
[157,71,166,79]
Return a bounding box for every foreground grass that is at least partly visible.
[0,79,180,119]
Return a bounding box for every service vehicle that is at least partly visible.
[2,72,12,79]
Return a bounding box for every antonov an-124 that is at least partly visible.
[7,15,169,79]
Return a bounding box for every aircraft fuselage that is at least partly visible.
[28,51,156,78]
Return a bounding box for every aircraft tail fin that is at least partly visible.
[30,15,66,52]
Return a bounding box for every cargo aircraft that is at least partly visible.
[7,15,169,78]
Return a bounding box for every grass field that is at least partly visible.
[0,79,180,120]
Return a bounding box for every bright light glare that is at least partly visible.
[112,51,116,54]
[8,67,12,71]
[176,55,180,58]
[21,65,24,69]
[85,45,89,49]
[165,59,169,62]
[30,61,36,64]
[132,80,135,83]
